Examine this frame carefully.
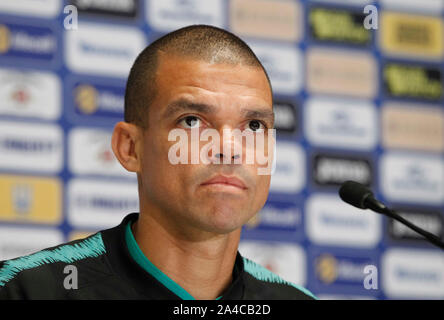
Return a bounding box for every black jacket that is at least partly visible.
[0,213,316,300]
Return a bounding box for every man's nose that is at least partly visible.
[213,128,242,163]
[214,152,240,161]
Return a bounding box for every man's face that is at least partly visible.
[138,53,274,235]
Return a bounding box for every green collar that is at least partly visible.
[125,219,222,300]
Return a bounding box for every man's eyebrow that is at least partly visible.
[163,98,274,125]
[163,99,216,119]
[242,109,275,125]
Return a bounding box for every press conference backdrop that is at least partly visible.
[1,0,444,300]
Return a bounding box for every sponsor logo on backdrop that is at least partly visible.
[380,12,443,60]
[68,178,139,229]
[306,48,377,98]
[309,6,371,46]
[229,0,302,42]
[269,142,305,194]
[380,153,444,205]
[0,175,62,225]
[380,0,444,15]
[0,68,61,120]
[382,249,444,299]
[388,208,443,242]
[306,194,381,248]
[383,63,442,101]
[312,153,373,188]
[0,0,61,18]
[247,42,303,95]
[65,23,146,78]
[146,0,224,32]
[304,97,377,150]
[69,0,138,18]
[239,241,306,285]
[273,101,297,135]
[71,79,125,121]
[68,128,135,178]
[313,252,376,292]
[0,121,63,173]
[75,85,99,114]
[0,226,63,261]
[0,22,57,64]
[244,201,302,233]
[382,103,444,152]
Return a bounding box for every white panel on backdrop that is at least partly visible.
[382,249,444,299]
[269,142,305,194]
[0,68,61,120]
[146,0,224,31]
[68,127,136,178]
[65,23,146,78]
[306,193,381,248]
[305,96,378,150]
[380,153,444,205]
[239,240,307,286]
[0,226,64,261]
[68,178,139,229]
[0,0,61,18]
[246,42,303,95]
[0,121,63,173]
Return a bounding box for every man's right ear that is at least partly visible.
[111,121,142,173]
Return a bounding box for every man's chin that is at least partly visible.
[199,208,253,235]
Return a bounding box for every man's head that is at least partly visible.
[124,24,272,129]
[112,25,274,238]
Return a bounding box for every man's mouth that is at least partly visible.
[200,174,247,190]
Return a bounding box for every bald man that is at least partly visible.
[0,25,316,300]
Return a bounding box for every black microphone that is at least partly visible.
[339,181,444,251]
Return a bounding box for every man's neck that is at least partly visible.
[131,212,241,300]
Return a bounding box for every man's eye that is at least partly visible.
[179,116,202,129]
[247,120,265,132]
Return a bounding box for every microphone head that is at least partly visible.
[339,181,374,209]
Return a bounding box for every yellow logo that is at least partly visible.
[0,174,62,224]
[381,12,443,59]
[75,84,98,114]
[384,64,442,100]
[316,254,338,284]
[0,24,11,54]
[309,8,370,45]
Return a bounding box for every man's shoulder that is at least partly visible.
[241,257,317,300]
[0,232,109,298]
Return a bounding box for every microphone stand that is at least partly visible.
[364,197,444,251]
